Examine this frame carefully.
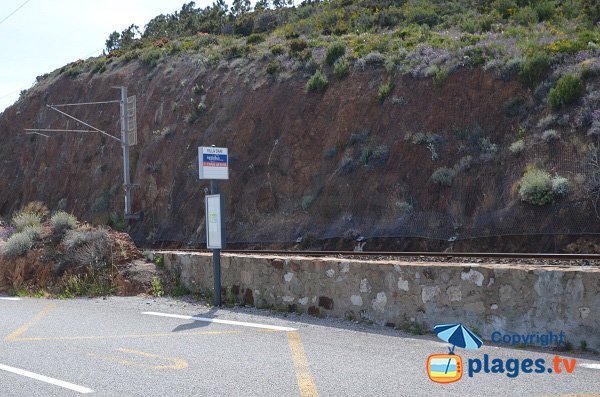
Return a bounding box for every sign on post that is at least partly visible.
[205,194,222,249]
[199,146,229,180]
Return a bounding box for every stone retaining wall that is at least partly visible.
[154,251,600,350]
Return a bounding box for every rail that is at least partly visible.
[141,249,600,261]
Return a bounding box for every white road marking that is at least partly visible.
[142,311,297,332]
[0,297,21,301]
[580,363,600,370]
[0,363,93,394]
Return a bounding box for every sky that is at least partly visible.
[0,0,222,112]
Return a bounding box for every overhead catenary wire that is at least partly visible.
[0,0,33,26]
[44,105,121,142]
[49,100,121,107]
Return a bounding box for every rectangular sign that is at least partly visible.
[205,194,222,249]
[199,146,229,180]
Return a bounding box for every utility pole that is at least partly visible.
[120,86,133,218]
[24,86,142,221]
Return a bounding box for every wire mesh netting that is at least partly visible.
[183,140,600,246]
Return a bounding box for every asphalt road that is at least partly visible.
[0,296,599,397]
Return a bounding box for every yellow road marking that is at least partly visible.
[536,393,600,397]
[12,330,240,342]
[87,348,188,369]
[5,303,56,342]
[287,331,319,397]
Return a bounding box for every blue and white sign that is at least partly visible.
[199,146,229,180]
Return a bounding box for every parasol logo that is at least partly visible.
[427,323,483,384]
[427,324,578,382]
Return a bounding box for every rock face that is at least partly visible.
[0,54,598,250]
[162,251,600,350]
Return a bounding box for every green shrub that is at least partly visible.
[369,145,390,166]
[223,45,246,59]
[22,225,42,241]
[431,167,456,186]
[21,201,49,220]
[513,6,538,25]
[493,0,517,19]
[333,58,350,79]
[542,129,559,142]
[171,284,191,297]
[246,33,266,45]
[2,232,34,258]
[266,60,281,74]
[186,101,207,124]
[453,155,473,173]
[151,276,164,297]
[63,228,112,269]
[548,74,584,109]
[377,82,393,102]
[325,42,345,66]
[51,211,77,232]
[519,52,550,88]
[91,59,107,74]
[534,1,555,21]
[404,2,439,26]
[519,168,554,205]
[270,44,285,56]
[62,268,115,297]
[503,95,526,116]
[301,195,314,210]
[108,213,126,232]
[306,70,329,92]
[12,211,42,232]
[139,48,162,68]
[433,67,449,87]
[509,140,526,154]
[551,176,569,197]
[289,39,308,54]
[360,147,371,165]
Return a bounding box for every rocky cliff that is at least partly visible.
[1,46,598,251]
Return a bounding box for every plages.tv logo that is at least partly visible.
[427,324,578,384]
[427,323,483,384]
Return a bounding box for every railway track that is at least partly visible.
[142,248,600,261]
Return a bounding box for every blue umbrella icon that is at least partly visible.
[433,323,483,374]
[434,323,483,353]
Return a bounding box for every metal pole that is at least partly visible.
[211,179,222,306]
[120,87,132,217]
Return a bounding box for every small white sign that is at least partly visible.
[199,146,229,180]
[205,194,222,249]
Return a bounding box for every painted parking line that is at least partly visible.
[13,330,240,342]
[287,331,319,397]
[579,363,600,370]
[0,363,93,394]
[5,303,56,341]
[142,311,297,332]
[0,297,21,301]
[87,348,188,370]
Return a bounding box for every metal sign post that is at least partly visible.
[199,146,229,306]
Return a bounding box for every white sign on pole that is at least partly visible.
[205,194,222,249]
[199,146,229,180]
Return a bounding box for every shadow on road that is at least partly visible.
[171,307,219,332]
